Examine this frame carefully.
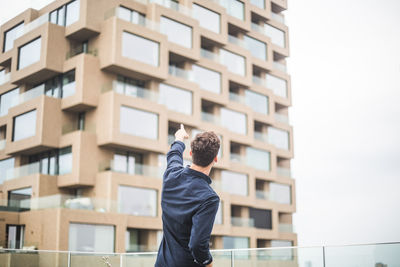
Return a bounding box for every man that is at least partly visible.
[155,124,220,267]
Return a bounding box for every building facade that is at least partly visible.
[0,0,295,253]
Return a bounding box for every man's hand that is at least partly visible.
[175,124,189,142]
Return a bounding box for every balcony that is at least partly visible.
[1,243,398,266]
[0,72,11,86]
[277,167,292,178]
[231,217,255,228]
[279,223,294,233]
[100,160,163,179]
[275,113,289,124]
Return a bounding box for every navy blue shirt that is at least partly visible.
[155,141,220,267]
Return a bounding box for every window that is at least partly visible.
[18,37,41,70]
[69,223,115,252]
[6,225,25,249]
[246,147,270,171]
[249,208,272,229]
[245,90,269,114]
[0,158,14,184]
[221,0,244,20]
[158,84,192,115]
[214,201,223,224]
[160,16,192,48]
[192,65,221,94]
[221,170,248,196]
[0,88,19,116]
[220,49,245,76]
[112,152,143,175]
[50,0,80,26]
[270,183,291,204]
[220,108,247,135]
[115,76,148,98]
[122,32,159,66]
[250,0,265,9]
[120,106,158,139]
[61,70,76,98]
[244,35,267,60]
[3,22,24,52]
[118,185,157,216]
[192,4,220,33]
[8,187,32,209]
[28,146,73,175]
[78,112,85,130]
[268,127,289,150]
[223,236,249,249]
[264,23,286,47]
[13,110,37,141]
[266,74,287,98]
[118,6,145,25]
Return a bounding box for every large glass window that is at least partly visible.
[270,183,291,204]
[221,170,248,196]
[268,127,289,150]
[118,185,157,217]
[28,146,73,175]
[223,236,249,249]
[30,70,75,99]
[246,147,270,171]
[118,6,145,25]
[192,65,221,94]
[266,74,287,98]
[8,187,32,209]
[245,90,269,114]
[112,152,143,175]
[3,22,24,52]
[120,106,158,139]
[0,158,14,184]
[249,208,272,229]
[13,110,37,141]
[18,38,41,70]
[244,35,267,60]
[221,0,244,20]
[264,23,286,47]
[158,84,192,115]
[220,108,247,135]
[6,225,24,249]
[0,88,19,116]
[122,32,159,66]
[50,0,80,26]
[160,16,192,48]
[220,49,245,76]
[69,223,115,252]
[192,4,220,33]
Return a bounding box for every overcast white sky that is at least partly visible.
[1,0,399,249]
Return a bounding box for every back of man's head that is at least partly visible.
[191,131,220,167]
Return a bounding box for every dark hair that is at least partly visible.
[191,131,220,167]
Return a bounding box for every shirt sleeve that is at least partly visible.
[164,141,185,178]
[189,194,220,266]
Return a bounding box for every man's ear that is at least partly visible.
[190,150,192,156]
[214,156,218,163]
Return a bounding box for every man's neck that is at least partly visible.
[190,164,212,176]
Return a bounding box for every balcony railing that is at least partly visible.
[5,162,41,182]
[231,217,255,228]
[201,112,221,125]
[1,243,399,266]
[14,12,50,41]
[229,92,247,105]
[230,153,247,165]
[168,65,194,81]
[279,223,294,233]
[256,190,269,200]
[62,122,96,135]
[102,80,159,103]
[273,61,287,72]
[200,48,220,62]
[277,167,292,178]
[0,72,11,86]
[0,139,5,151]
[271,12,285,24]
[254,132,269,143]
[100,160,163,179]
[275,113,289,124]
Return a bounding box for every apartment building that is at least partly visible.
[0,0,295,254]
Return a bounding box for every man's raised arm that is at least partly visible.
[165,124,189,175]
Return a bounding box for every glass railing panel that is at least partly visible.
[100,160,163,179]
[325,243,400,267]
[16,85,46,105]
[123,252,157,267]
[229,92,246,105]
[254,132,269,143]
[0,72,11,86]
[102,81,159,103]
[0,139,5,150]
[200,48,220,62]
[230,153,246,164]
[210,250,232,267]
[6,162,41,181]
[0,250,69,266]
[275,113,289,124]
[273,61,287,72]
[228,35,247,49]
[71,253,120,267]
[62,122,96,135]
[168,65,194,81]
[277,167,291,178]
[16,13,51,40]
[271,12,285,24]
[256,190,269,200]
[252,76,267,87]
[279,223,294,233]
[201,112,220,125]
[231,217,255,228]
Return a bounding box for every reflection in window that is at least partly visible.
[50,0,80,26]
[118,185,157,216]
[122,32,159,66]
[244,35,267,60]
[159,84,192,115]
[120,106,158,139]
[0,158,14,184]
[221,170,248,196]
[192,4,220,33]
[3,22,24,52]
[160,16,192,48]
[29,146,73,175]
[246,147,270,171]
[264,23,286,47]
[69,223,115,252]
[0,88,19,116]
[220,108,247,135]
[18,37,41,70]
[245,90,269,114]
[12,110,37,141]
[8,187,32,209]
[192,65,221,94]
[220,49,245,76]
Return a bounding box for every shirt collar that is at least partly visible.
[184,165,212,184]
